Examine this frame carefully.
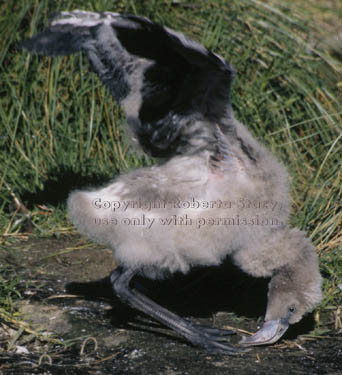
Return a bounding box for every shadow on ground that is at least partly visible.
[0,235,341,375]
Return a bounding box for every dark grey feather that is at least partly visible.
[19,11,235,157]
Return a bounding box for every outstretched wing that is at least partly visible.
[19,11,234,156]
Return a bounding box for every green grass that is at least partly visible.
[0,264,22,312]
[0,0,341,326]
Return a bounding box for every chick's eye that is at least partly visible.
[289,306,296,313]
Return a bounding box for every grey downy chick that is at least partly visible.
[19,11,322,354]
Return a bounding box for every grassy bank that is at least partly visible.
[0,0,341,342]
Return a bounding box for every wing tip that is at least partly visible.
[19,29,84,56]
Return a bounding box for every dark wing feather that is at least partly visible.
[19,11,234,156]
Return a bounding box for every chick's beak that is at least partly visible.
[239,318,289,346]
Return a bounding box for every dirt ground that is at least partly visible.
[0,235,341,375]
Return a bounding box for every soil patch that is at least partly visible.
[0,235,341,374]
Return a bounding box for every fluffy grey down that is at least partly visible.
[20,11,322,353]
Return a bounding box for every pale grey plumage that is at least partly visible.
[20,10,322,353]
